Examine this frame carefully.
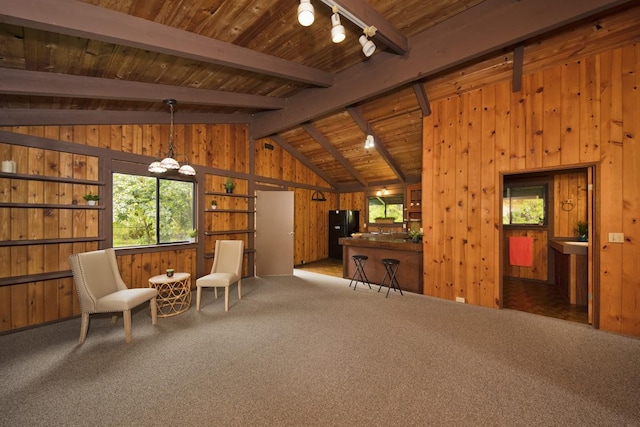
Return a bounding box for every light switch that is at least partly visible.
[608,232,624,243]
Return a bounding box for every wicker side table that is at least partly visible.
[148,272,191,317]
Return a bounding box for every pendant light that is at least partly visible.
[148,99,196,176]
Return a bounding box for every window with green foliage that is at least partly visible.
[368,194,404,223]
[503,185,547,225]
[113,173,195,247]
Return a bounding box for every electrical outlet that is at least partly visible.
[455,297,465,303]
[608,233,624,243]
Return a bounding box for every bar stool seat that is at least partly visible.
[379,258,403,297]
[349,255,372,290]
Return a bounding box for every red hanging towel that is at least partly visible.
[509,236,533,267]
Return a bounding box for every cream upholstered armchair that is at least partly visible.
[69,248,158,344]
[196,240,244,312]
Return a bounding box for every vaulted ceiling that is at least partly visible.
[0,0,632,189]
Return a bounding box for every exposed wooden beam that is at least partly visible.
[0,69,286,110]
[512,44,525,92]
[251,0,631,138]
[267,135,338,189]
[301,123,368,187]
[347,107,406,183]
[0,0,333,88]
[0,109,252,126]
[412,83,432,117]
[320,0,408,55]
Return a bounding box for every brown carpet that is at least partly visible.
[1,270,639,426]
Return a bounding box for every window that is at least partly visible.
[368,194,404,223]
[503,185,547,225]
[113,173,195,247]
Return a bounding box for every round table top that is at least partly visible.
[148,272,190,284]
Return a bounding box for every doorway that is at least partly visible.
[501,167,594,325]
[255,190,294,276]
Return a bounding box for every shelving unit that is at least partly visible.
[405,183,422,229]
[203,179,255,275]
[0,167,103,287]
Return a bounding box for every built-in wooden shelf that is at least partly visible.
[0,271,73,287]
[203,230,254,236]
[205,191,255,198]
[0,203,105,209]
[0,172,104,186]
[206,209,254,213]
[0,236,104,247]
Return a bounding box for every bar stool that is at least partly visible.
[349,255,372,290]
[379,258,403,297]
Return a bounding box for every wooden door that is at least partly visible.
[255,190,294,276]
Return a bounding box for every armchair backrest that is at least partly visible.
[211,240,244,277]
[69,248,128,312]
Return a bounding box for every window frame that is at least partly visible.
[502,181,549,227]
[110,161,197,249]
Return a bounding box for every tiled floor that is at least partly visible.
[296,259,589,325]
[503,277,589,324]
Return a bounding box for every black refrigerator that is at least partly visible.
[328,210,359,259]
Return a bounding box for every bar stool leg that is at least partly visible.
[386,264,403,297]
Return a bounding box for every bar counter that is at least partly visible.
[339,236,423,294]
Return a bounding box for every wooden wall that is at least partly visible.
[554,171,588,238]
[0,123,330,333]
[422,33,640,336]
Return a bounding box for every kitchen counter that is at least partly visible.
[339,237,423,294]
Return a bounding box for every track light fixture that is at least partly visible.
[330,6,345,43]
[148,99,196,176]
[359,34,376,57]
[364,134,375,149]
[298,0,315,27]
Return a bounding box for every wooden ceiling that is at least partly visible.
[0,0,632,189]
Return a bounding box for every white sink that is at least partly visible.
[564,241,588,247]
[549,239,588,255]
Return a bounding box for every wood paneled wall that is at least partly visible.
[422,42,640,336]
[554,171,588,238]
[0,122,330,333]
[503,229,548,281]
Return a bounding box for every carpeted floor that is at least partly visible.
[1,270,639,426]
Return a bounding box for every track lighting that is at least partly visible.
[359,34,376,57]
[330,8,345,43]
[364,134,375,149]
[298,0,314,27]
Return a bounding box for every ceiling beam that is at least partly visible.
[0,109,252,126]
[251,0,632,138]
[301,123,368,187]
[412,83,432,117]
[319,0,408,55]
[347,107,405,183]
[0,0,333,88]
[267,135,338,189]
[512,44,525,92]
[0,69,286,110]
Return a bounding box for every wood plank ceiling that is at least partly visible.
[0,0,632,189]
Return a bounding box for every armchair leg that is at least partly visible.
[196,286,202,311]
[150,298,158,325]
[111,314,118,325]
[238,279,242,300]
[225,287,229,312]
[123,309,132,344]
[79,312,90,344]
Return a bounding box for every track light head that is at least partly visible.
[298,0,314,27]
[359,34,376,57]
[364,134,375,149]
[330,13,345,43]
